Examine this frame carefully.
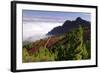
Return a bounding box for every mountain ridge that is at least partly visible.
[47,17,90,35]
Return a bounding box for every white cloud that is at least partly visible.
[23,22,62,39]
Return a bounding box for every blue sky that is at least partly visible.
[22,10,91,40]
[23,10,91,23]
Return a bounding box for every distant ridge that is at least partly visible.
[47,17,90,35]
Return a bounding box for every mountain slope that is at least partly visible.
[47,17,90,35]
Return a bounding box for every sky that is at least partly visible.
[23,10,91,23]
[22,10,91,40]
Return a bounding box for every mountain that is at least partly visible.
[47,17,90,35]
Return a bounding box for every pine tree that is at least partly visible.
[65,25,88,60]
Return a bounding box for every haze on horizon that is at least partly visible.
[22,10,91,41]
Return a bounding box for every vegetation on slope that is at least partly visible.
[22,26,91,63]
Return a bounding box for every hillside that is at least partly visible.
[47,17,90,35]
[22,26,91,62]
